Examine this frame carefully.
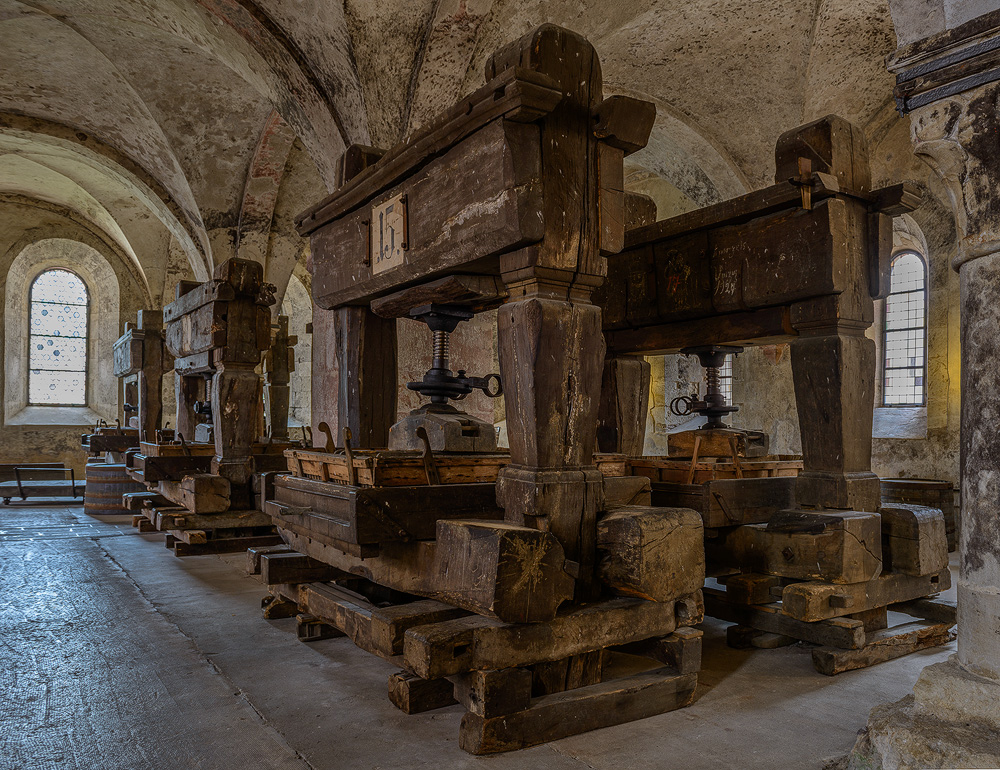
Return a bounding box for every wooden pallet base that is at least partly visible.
[706,586,956,674]
[131,504,282,557]
[261,550,703,753]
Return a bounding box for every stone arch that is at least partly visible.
[280,272,312,429]
[4,238,120,424]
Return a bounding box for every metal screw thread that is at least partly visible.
[705,365,721,399]
[432,330,449,371]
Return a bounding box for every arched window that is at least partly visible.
[883,251,927,406]
[28,269,89,406]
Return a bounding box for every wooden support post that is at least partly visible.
[495,291,606,598]
[333,307,397,449]
[597,354,650,455]
[777,117,880,512]
[789,320,880,511]
[264,315,295,440]
[211,362,261,509]
[175,375,203,442]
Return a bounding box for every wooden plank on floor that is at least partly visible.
[704,587,866,649]
[404,593,703,679]
[459,668,698,754]
[781,570,951,622]
[891,596,957,625]
[811,620,956,675]
[172,534,283,557]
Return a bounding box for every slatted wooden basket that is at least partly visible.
[284,448,627,487]
[629,455,803,485]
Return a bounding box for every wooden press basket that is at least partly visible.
[629,455,803,485]
[283,448,628,488]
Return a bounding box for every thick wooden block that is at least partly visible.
[260,552,345,585]
[459,668,698,754]
[596,355,650,456]
[603,475,651,508]
[658,627,704,674]
[433,520,574,623]
[532,651,604,696]
[368,600,471,656]
[272,475,502,545]
[596,506,705,602]
[780,569,951,622]
[879,504,948,576]
[651,477,797,528]
[387,672,457,714]
[298,582,469,658]
[449,668,533,718]
[718,573,784,604]
[709,509,882,584]
[892,596,957,625]
[177,473,230,513]
[246,544,294,575]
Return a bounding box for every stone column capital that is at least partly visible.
[907,89,1000,269]
[888,10,1000,269]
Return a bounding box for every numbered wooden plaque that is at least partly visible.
[371,193,407,275]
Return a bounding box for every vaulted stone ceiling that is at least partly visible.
[0,0,935,306]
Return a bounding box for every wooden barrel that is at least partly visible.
[880,478,957,552]
[84,462,145,515]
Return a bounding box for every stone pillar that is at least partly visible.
[902,65,1000,689]
[845,15,1000,768]
[955,250,1000,682]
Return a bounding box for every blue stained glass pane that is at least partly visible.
[28,370,85,405]
[30,303,86,337]
[29,336,86,371]
[28,270,88,406]
[30,270,88,305]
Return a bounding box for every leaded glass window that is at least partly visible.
[883,252,927,406]
[28,269,88,406]
[719,354,734,404]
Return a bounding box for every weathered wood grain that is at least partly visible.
[596,506,705,602]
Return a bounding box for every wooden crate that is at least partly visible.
[283,448,628,487]
[139,440,216,457]
[629,455,802,485]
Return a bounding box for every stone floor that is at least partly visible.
[0,503,959,770]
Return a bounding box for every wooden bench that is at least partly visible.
[0,464,84,504]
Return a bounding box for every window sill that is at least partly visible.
[6,405,109,427]
[873,406,927,440]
